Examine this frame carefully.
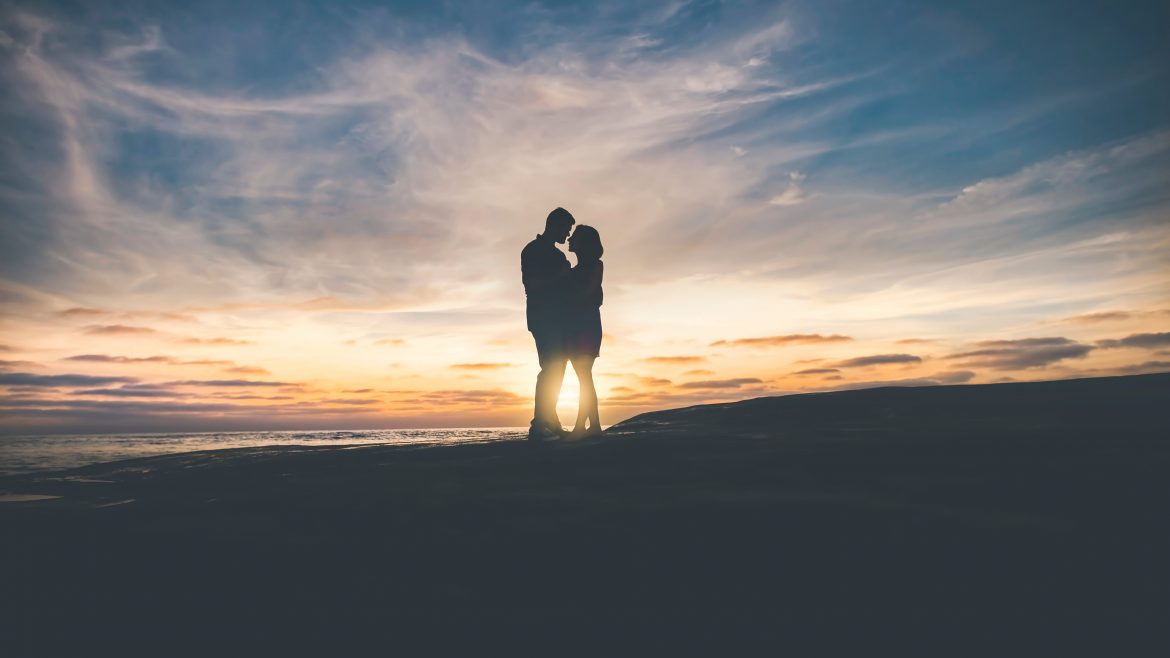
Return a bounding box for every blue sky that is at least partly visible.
[1,0,1168,433]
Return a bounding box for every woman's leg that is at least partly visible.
[587,359,601,431]
[570,355,597,434]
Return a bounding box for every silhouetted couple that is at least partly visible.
[521,207,604,442]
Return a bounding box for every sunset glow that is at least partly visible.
[1,1,1168,434]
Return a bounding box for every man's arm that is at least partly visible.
[521,253,570,294]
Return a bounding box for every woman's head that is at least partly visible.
[568,224,603,261]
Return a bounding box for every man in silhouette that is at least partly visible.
[521,207,575,441]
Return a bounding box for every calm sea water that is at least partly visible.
[0,428,526,475]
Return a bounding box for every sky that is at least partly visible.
[1,0,1168,435]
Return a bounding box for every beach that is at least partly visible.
[3,373,1168,654]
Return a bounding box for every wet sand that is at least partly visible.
[3,373,1168,654]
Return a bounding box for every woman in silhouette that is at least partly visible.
[565,224,604,438]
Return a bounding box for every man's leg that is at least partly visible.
[532,330,567,433]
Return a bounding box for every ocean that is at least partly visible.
[0,428,527,475]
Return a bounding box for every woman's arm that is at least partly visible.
[585,261,603,295]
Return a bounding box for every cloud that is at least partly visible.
[0,360,41,369]
[945,337,1093,369]
[641,356,707,364]
[223,366,271,375]
[711,333,852,347]
[810,370,975,392]
[407,389,527,406]
[60,307,109,317]
[60,307,196,322]
[1096,332,1170,349]
[678,378,764,389]
[793,368,840,375]
[767,170,808,206]
[72,387,185,398]
[83,324,157,335]
[1063,311,1134,323]
[895,338,936,345]
[0,372,139,387]
[168,379,297,387]
[66,354,173,363]
[831,354,922,368]
[450,363,516,370]
[1106,360,1170,375]
[620,374,673,387]
[182,337,253,346]
[210,394,295,401]
[65,354,264,372]
[683,369,715,376]
[374,338,406,346]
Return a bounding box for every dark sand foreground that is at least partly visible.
[3,374,1169,654]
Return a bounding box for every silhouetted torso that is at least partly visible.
[521,234,569,333]
[565,260,603,357]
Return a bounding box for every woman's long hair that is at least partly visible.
[572,225,603,262]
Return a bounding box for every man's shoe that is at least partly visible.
[527,423,562,442]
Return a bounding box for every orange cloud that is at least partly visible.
[831,353,922,368]
[450,363,516,370]
[83,324,157,335]
[710,333,852,347]
[1064,311,1133,323]
[224,366,271,375]
[182,337,253,346]
[641,356,707,364]
[0,359,41,369]
[945,338,1090,369]
[1096,332,1170,349]
[66,354,173,363]
[60,307,110,317]
[677,378,763,389]
[168,379,297,388]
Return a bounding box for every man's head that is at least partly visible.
[544,207,575,244]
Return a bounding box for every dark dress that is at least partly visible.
[565,260,603,358]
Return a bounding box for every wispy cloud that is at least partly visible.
[167,379,297,388]
[1096,332,1170,349]
[793,368,840,375]
[72,387,185,398]
[181,337,253,346]
[66,354,173,364]
[0,372,139,387]
[945,338,1093,369]
[641,356,707,364]
[711,333,852,347]
[83,324,157,336]
[831,354,923,368]
[678,377,763,389]
[809,370,975,392]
